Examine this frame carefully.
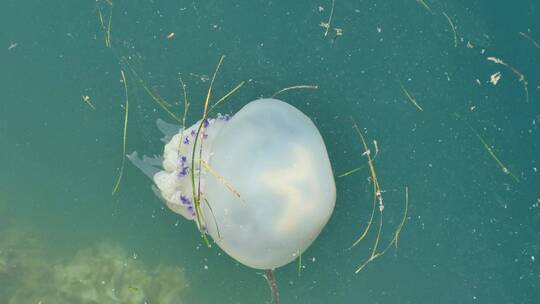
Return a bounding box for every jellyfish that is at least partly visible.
[128,98,336,271]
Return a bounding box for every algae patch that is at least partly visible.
[0,227,189,304]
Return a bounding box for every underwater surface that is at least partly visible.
[1,0,539,303]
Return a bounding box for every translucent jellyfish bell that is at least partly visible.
[129,98,336,269]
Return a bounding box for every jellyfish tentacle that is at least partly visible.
[127,151,161,179]
[142,155,163,166]
[157,119,182,142]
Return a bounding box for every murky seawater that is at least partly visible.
[1,0,539,303]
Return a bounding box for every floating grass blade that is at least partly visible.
[106,6,112,47]
[351,191,376,248]
[97,1,113,48]
[354,187,409,274]
[270,84,318,98]
[338,164,368,178]
[519,31,540,50]
[486,56,529,103]
[321,0,336,37]
[442,12,457,48]
[200,160,245,203]
[350,120,380,248]
[454,113,519,182]
[208,81,246,113]
[112,70,129,194]
[297,254,302,277]
[121,59,180,122]
[179,74,189,131]
[391,186,409,252]
[191,55,225,246]
[348,119,409,274]
[472,129,519,182]
[204,198,222,240]
[398,80,424,111]
[416,0,432,13]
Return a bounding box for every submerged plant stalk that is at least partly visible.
[265,269,280,304]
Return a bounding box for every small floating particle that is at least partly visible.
[7,42,17,51]
[167,32,175,40]
[332,27,343,43]
[320,22,330,31]
[189,73,210,83]
[490,72,502,85]
[82,95,96,110]
[487,56,529,103]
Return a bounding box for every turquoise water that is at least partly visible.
[1,0,539,303]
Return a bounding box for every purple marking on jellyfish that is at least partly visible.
[203,133,208,139]
[180,194,192,205]
[187,205,194,214]
[178,155,187,167]
[183,137,190,144]
[190,129,196,137]
[179,166,189,177]
[203,119,209,128]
